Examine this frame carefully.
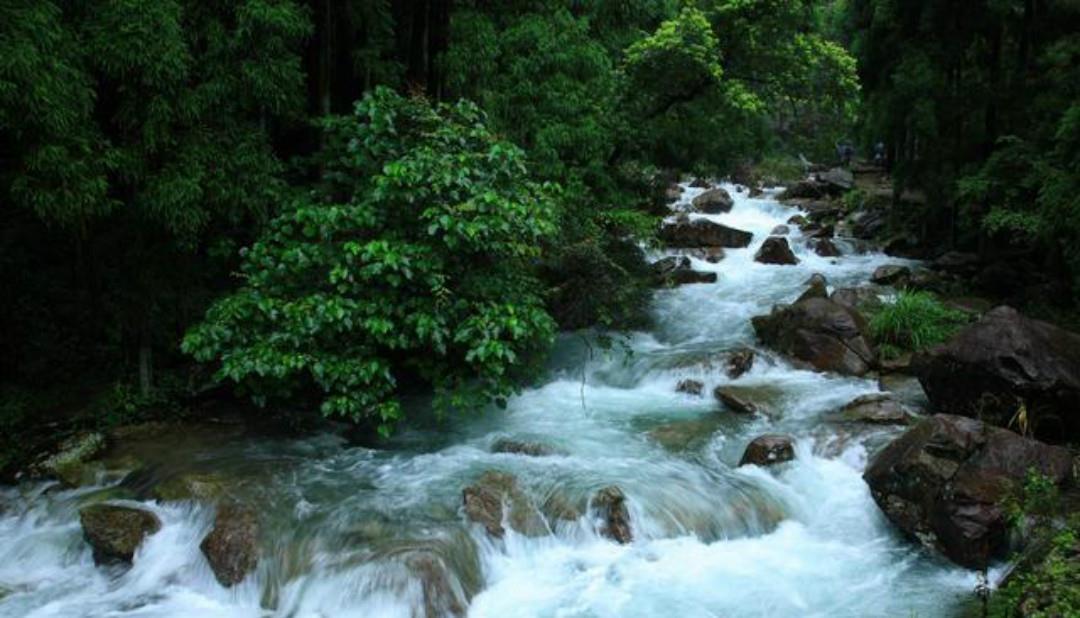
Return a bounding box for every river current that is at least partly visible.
[0,183,983,617]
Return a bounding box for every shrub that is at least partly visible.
[869,290,969,356]
[990,522,1080,618]
[183,89,559,434]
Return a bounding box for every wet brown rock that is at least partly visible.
[592,486,632,544]
[751,297,876,376]
[660,219,753,249]
[813,238,842,257]
[675,379,705,396]
[770,225,791,236]
[462,471,545,539]
[714,387,759,415]
[828,393,917,425]
[795,275,829,303]
[754,237,799,265]
[725,348,756,379]
[80,504,161,564]
[651,256,718,286]
[200,503,259,587]
[685,247,726,263]
[871,265,911,286]
[739,435,796,467]
[864,415,1074,568]
[830,287,883,314]
[691,188,735,214]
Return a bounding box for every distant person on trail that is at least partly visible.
[837,142,854,167]
[873,141,885,167]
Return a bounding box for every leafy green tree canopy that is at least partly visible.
[183,88,559,433]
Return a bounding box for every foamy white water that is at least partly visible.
[0,183,981,617]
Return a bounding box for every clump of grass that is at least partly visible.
[869,290,969,356]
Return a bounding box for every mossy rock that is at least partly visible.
[30,432,106,486]
[79,503,161,563]
[54,460,105,488]
[152,473,228,502]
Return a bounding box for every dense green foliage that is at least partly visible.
[868,291,969,358]
[990,523,1080,617]
[992,471,1080,617]
[183,89,557,431]
[847,0,1080,297]
[2,0,862,441]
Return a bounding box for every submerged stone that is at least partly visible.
[490,439,554,457]
[647,417,722,451]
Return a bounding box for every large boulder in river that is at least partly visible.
[463,471,545,538]
[660,218,753,248]
[754,237,799,265]
[912,306,1080,442]
[592,486,632,544]
[864,415,1074,568]
[691,187,734,214]
[200,503,259,586]
[739,435,795,467]
[80,503,161,563]
[751,298,876,376]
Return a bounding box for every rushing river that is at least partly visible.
[0,184,984,617]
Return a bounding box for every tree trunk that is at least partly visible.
[138,326,153,399]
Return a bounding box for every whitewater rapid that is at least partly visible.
[0,183,982,617]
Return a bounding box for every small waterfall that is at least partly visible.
[0,183,981,617]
